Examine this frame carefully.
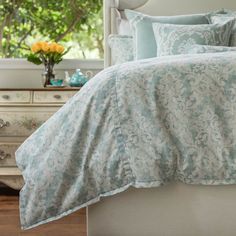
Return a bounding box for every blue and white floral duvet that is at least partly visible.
[16,52,236,229]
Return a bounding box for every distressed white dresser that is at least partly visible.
[0,88,80,190]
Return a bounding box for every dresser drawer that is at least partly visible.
[33,91,78,104]
[0,143,20,167]
[0,91,31,104]
[0,111,54,137]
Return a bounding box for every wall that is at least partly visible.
[0,59,104,88]
[139,0,236,15]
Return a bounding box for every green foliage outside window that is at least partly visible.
[0,0,103,59]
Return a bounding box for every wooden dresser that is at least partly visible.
[0,88,80,190]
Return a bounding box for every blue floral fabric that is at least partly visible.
[185,45,236,54]
[207,10,236,46]
[152,20,235,56]
[16,52,236,229]
[108,35,134,65]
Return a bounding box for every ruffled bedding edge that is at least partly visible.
[20,177,236,230]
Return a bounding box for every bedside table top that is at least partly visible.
[0,87,81,91]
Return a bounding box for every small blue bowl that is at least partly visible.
[50,79,64,87]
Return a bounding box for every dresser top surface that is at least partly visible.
[0,87,81,91]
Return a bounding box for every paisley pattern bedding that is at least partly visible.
[186,45,236,54]
[108,35,134,64]
[16,52,236,229]
[152,20,235,56]
[208,10,236,46]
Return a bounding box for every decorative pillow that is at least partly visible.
[211,9,231,14]
[108,35,134,65]
[125,9,209,60]
[152,19,235,57]
[117,19,132,36]
[115,9,132,36]
[185,44,236,54]
[208,12,236,46]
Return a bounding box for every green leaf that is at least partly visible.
[61,46,71,56]
[27,54,42,65]
[0,0,103,59]
[55,58,63,64]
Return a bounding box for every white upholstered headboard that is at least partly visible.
[104,0,236,67]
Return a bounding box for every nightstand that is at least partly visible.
[0,87,80,189]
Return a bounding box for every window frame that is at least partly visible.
[0,58,104,70]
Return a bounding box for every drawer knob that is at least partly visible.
[0,149,11,160]
[0,119,10,129]
[20,118,41,131]
[2,95,10,100]
[53,94,61,99]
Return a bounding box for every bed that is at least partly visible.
[15,0,236,235]
[89,1,236,236]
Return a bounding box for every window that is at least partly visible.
[0,0,103,59]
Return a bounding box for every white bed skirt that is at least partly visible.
[88,182,236,236]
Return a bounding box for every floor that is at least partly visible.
[0,188,87,236]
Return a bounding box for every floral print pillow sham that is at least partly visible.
[185,44,236,54]
[108,35,134,65]
[207,10,236,46]
[125,9,209,59]
[152,19,235,56]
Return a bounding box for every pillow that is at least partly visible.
[208,12,236,46]
[152,19,235,57]
[117,19,132,36]
[125,9,209,60]
[185,44,236,54]
[115,9,132,36]
[108,35,134,65]
[211,9,232,14]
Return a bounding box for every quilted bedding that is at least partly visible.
[16,52,236,229]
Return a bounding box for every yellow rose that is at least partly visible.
[56,44,64,54]
[49,42,58,53]
[31,42,41,53]
[41,42,50,53]
[31,41,44,53]
[31,44,40,53]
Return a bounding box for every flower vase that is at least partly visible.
[42,63,55,87]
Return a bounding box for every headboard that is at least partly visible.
[104,0,236,67]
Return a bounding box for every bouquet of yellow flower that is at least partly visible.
[28,41,70,87]
[28,41,69,65]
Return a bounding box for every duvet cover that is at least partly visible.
[16,52,236,229]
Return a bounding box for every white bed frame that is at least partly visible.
[88,1,236,235]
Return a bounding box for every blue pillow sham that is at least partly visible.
[152,19,235,56]
[125,9,209,59]
[108,35,134,65]
[207,10,236,46]
[185,44,236,54]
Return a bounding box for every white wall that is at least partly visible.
[139,0,236,15]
